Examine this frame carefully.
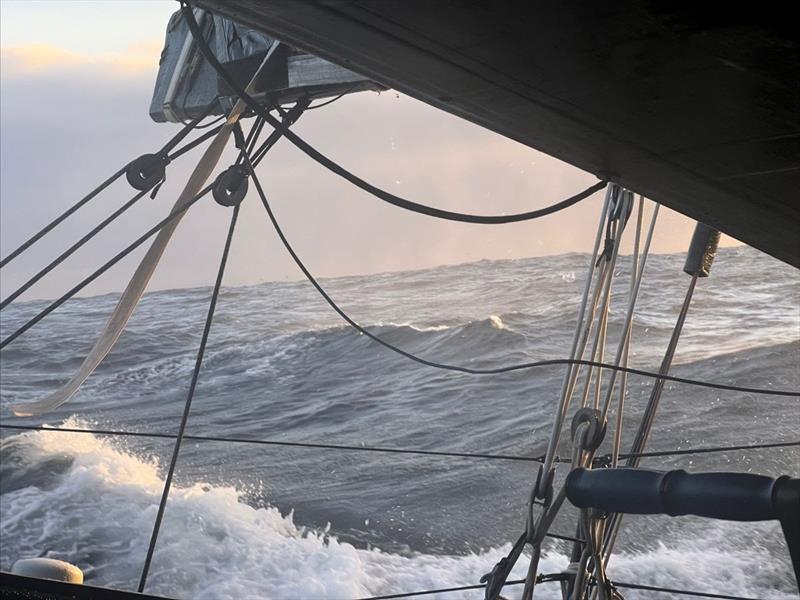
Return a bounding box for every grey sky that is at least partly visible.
[0,1,738,303]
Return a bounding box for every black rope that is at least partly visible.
[0,186,212,350]
[356,579,525,600]
[306,86,358,110]
[358,579,525,600]
[180,3,608,225]
[192,115,225,130]
[356,576,761,600]
[238,147,799,398]
[250,99,310,167]
[167,124,225,161]
[0,122,234,311]
[178,5,798,398]
[0,423,543,462]
[0,102,216,270]
[610,580,763,599]
[0,164,128,270]
[3,424,794,467]
[0,187,153,310]
[618,439,800,460]
[357,574,577,600]
[137,202,240,593]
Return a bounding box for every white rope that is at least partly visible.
[610,196,645,468]
[11,44,282,417]
[538,185,615,486]
[598,200,661,423]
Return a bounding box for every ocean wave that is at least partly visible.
[1,424,795,599]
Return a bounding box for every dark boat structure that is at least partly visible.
[1,2,798,599]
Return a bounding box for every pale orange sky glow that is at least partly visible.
[0,1,742,302]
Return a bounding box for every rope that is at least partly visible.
[167,124,224,161]
[354,576,761,600]
[609,581,764,599]
[137,202,240,592]
[0,122,236,311]
[611,196,648,467]
[601,273,700,563]
[0,102,216,270]
[0,188,152,310]
[180,3,608,225]
[251,99,310,166]
[356,579,526,600]
[0,423,791,598]
[0,423,545,462]
[627,274,700,466]
[1,424,795,464]
[236,155,800,400]
[0,186,213,350]
[0,165,129,270]
[306,86,359,110]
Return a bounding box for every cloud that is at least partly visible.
[1,40,162,75]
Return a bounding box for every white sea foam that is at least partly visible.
[0,424,795,599]
[488,315,506,330]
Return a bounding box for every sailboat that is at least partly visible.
[1,3,798,599]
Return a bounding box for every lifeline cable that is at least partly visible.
[0,423,796,466]
[0,101,217,270]
[0,187,155,310]
[0,122,232,311]
[0,185,213,350]
[239,148,799,398]
[181,3,609,225]
[354,575,762,600]
[137,202,240,593]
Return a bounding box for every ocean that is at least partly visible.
[1,245,798,599]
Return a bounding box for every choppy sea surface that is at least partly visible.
[1,246,798,599]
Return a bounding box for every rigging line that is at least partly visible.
[1,423,796,464]
[355,579,526,600]
[0,423,544,462]
[251,99,311,167]
[0,101,217,270]
[609,581,764,600]
[306,86,359,110]
[538,187,614,483]
[600,200,658,423]
[180,3,608,225]
[617,439,800,459]
[0,187,153,310]
[356,576,761,600]
[167,124,225,161]
[0,164,128,270]
[611,196,646,467]
[243,164,800,402]
[1,121,233,310]
[0,186,213,350]
[602,273,700,562]
[138,203,240,593]
[193,114,226,130]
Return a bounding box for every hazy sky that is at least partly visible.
[0,0,741,302]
